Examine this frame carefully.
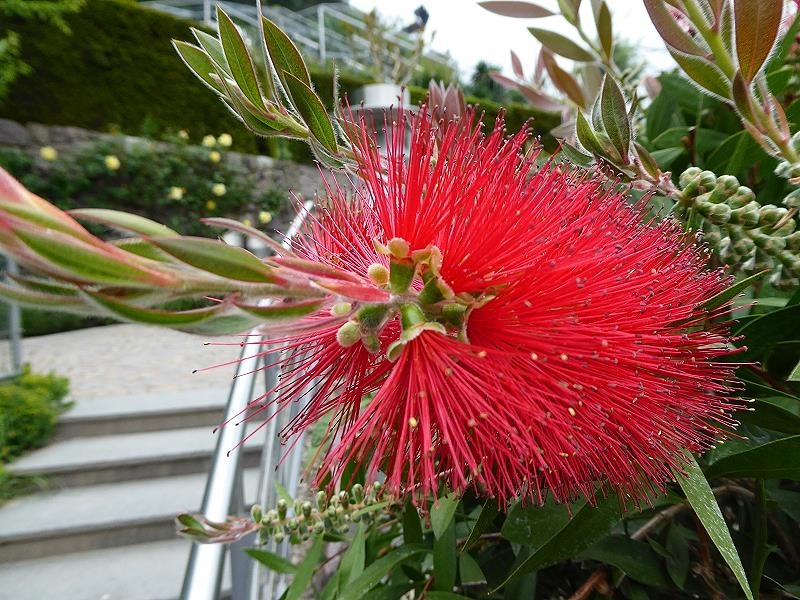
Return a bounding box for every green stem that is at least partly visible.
[682,0,736,78]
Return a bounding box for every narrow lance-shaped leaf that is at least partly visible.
[600,75,631,160]
[705,435,800,479]
[596,0,613,58]
[192,29,230,76]
[15,228,176,287]
[478,1,555,18]
[668,49,732,100]
[0,281,88,312]
[149,236,276,283]
[734,0,783,82]
[282,72,338,154]
[541,50,586,109]
[233,298,324,321]
[510,49,524,79]
[732,70,759,123]
[700,269,768,311]
[261,15,311,93]
[529,28,594,62]
[69,209,179,238]
[338,545,428,600]
[674,453,754,600]
[643,0,706,56]
[575,110,605,155]
[216,7,265,109]
[173,40,226,95]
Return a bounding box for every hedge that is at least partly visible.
[1,0,558,155]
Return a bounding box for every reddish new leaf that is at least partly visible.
[734,0,783,82]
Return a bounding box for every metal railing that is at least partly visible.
[180,200,314,600]
[139,0,453,80]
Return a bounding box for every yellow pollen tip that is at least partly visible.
[408,417,418,429]
[367,263,390,286]
[568,407,576,417]
[530,352,538,360]
[476,350,487,358]
[560,353,568,361]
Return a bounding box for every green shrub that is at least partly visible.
[0,137,286,237]
[0,365,70,463]
[0,0,555,157]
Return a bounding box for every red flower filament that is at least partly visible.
[243,108,741,506]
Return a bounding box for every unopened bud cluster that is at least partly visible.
[677,167,800,289]
[775,132,800,183]
[250,482,394,545]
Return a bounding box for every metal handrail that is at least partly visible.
[180,200,314,600]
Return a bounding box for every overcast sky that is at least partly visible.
[348,0,673,79]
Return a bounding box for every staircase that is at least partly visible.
[0,324,257,600]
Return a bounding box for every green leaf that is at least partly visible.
[700,270,768,311]
[15,229,169,287]
[596,1,613,58]
[732,71,758,123]
[284,534,324,600]
[575,111,603,155]
[478,1,556,18]
[261,15,311,91]
[192,29,230,76]
[201,216,290,257]
[173,40,225,95]
[430,493,459,539]
[433,519,457,591]
[578,536,669,587]
[501,499,571,547]
[528,28,594,61]
[767,488,800,523]
[495,493,620,590]
[674,453,754,600]
[234,298,323,321]
[734,0,783,82]
[560,142,594,167]
[0,281,87,312]
[665,524,690,588]
[790,359,800,381]
[282,72,337,154]
[403,501,423,545]
[463,498,499,551]
[149,236,275,283]
[337,523,366,589]
[216,7,264,109]
[458,552,487,586]
[600,75,631,158]
[649,147,684,168]
[362,583,415,600]
[736,303,800,359]
[643,0,705,56]
[736,397,800,434]
[69,209,179,238]
[668,49,732,99]
[634,142,660,178]
[83,291,255,334]
[425,593,474,600]
[244,548,297,575]
[338,545,428,600]
[705,435,800,479]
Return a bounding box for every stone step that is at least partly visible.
[0,469,261,563]
[0,538,238,600]
[55,388,231,439]
[8,425,262,487]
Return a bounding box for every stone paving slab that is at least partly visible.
[21,323,250,401]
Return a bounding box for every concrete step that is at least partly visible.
[8,425,262,487]
[56,388,231,439]
[0,538,237,600]
[0,469,261,563]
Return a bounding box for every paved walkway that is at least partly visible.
[21,323,246,400]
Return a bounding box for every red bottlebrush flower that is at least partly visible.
[245,108,741,506]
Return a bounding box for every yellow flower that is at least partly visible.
[211,183,227,197]
[258,210,272,224]
[217,133,233,147]
[104,155,121,171]
[209,150,221,163]
[39,146,58,161]
[242,218,253,227]
[202,134,217,148]
[177,129,189,139]
[168,186,185,201]
[205,199,217,211]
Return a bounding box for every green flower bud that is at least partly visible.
[758,205,784,227]
[316,491,328,512]
[301,502,312,518]
[250,504,263,523]
[728,187,755,209]
[707,175,739,203]
[336,320,361,348]
[782,188,800,209]
[679,167,702,189]
[729,202,760,227]
[277,499,288,520]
